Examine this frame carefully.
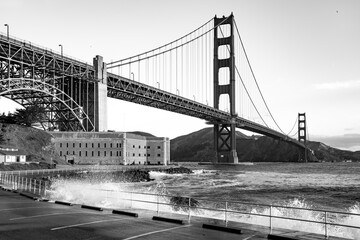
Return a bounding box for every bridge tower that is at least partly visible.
[213,14,238,164]
[92,55,108,132]
[298,113,307,162]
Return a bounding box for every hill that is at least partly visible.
[170,127,360,162]
[0,123,61,164]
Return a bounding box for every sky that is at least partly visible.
[0,0,359,151]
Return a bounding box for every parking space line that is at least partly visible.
[10,212,85,220]
[122,225,192,240]
[0,207,48,211]
[51,218,129,231]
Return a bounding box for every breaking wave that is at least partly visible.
[46,177,360,239]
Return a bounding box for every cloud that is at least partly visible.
[314,80,360,90]
[312,134,360,151]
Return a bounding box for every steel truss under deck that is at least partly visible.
[0,32,304,149]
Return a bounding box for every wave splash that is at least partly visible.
[46,177,360,239]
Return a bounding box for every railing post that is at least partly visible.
[270,205,273,234]
[25,178,28,191]
[325,211,328,239]
[225,201,228,226]
[130,192,133,209]
[188,197,191,223]
[38,180,42,195]
[157,193,159,216]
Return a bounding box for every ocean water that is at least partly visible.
[47,162,360,239]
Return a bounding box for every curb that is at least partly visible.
[152,216,184,225]
[55,200,73,206]
[81,204,103,211]
[112,210,138,217]
[202,223,242,234]
[268,234,296,240]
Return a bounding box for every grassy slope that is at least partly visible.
[0,123,62,165]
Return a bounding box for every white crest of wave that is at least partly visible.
[47,179,360,239]
[149,169,216,180]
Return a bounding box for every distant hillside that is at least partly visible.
[0,123,61,163]
[127,131,156,137]
[170,127,360,162]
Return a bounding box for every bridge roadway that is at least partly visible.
[0,33,303,149]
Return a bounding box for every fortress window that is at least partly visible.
[85,151,88,157]
[104,143,106,148]
[79,143,81,148]
[147,146,150,149]
[79,151,81,157]
[133,145,135,148]
[133,153,135,157]
[66,143,69,148]
[120,151,122,156]
[157,154,161,157]
[73,143,75,148]
[120,144,122,148]
[92,143,94,148]
[92,151,94,157]
[60,143,62,148]
[157,146,161,149]
[110,151,112,157]
[139,145,141,149]
[139,153,141,157]
[110,143,113,148]
[60,151,62,156]
[98,143,100,148]
[86,143,88,148]
[98,151,100,157]
[104,151,106,156]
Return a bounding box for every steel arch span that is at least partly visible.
[0,78,95,131]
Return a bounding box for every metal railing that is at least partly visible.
[1,172,359,239]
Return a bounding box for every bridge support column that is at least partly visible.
[298,113,307,162]
[213,14,238,164]
[92,55,108,132]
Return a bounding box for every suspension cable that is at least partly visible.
[286,115,298,136]
[217,25,268,127]
[107,17,230,68]
[234,19,285,134]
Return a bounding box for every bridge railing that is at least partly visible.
[0,32,92,67]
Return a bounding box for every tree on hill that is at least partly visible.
[13,105,47,127]
[0,133,5,145]
[0,113,16,124]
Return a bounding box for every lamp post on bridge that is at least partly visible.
[156,81,160,89]
[4,24,9,41]
[176,89,180,95]
[130,72,134,81]
[58,44,63,57]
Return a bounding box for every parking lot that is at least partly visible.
[0,189,272,240]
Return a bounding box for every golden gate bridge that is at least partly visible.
[0,14,308,163]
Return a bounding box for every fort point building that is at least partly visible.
[50,132,170,165]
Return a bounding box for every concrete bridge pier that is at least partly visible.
[91,55,108,132]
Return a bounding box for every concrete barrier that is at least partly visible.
[19,192,37,200]
[152,216,184,225]
[55,200,73,206]
[112,210,138,217]
[202,223,242,234]
[81,204,103,211]
[268,234,296,240]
